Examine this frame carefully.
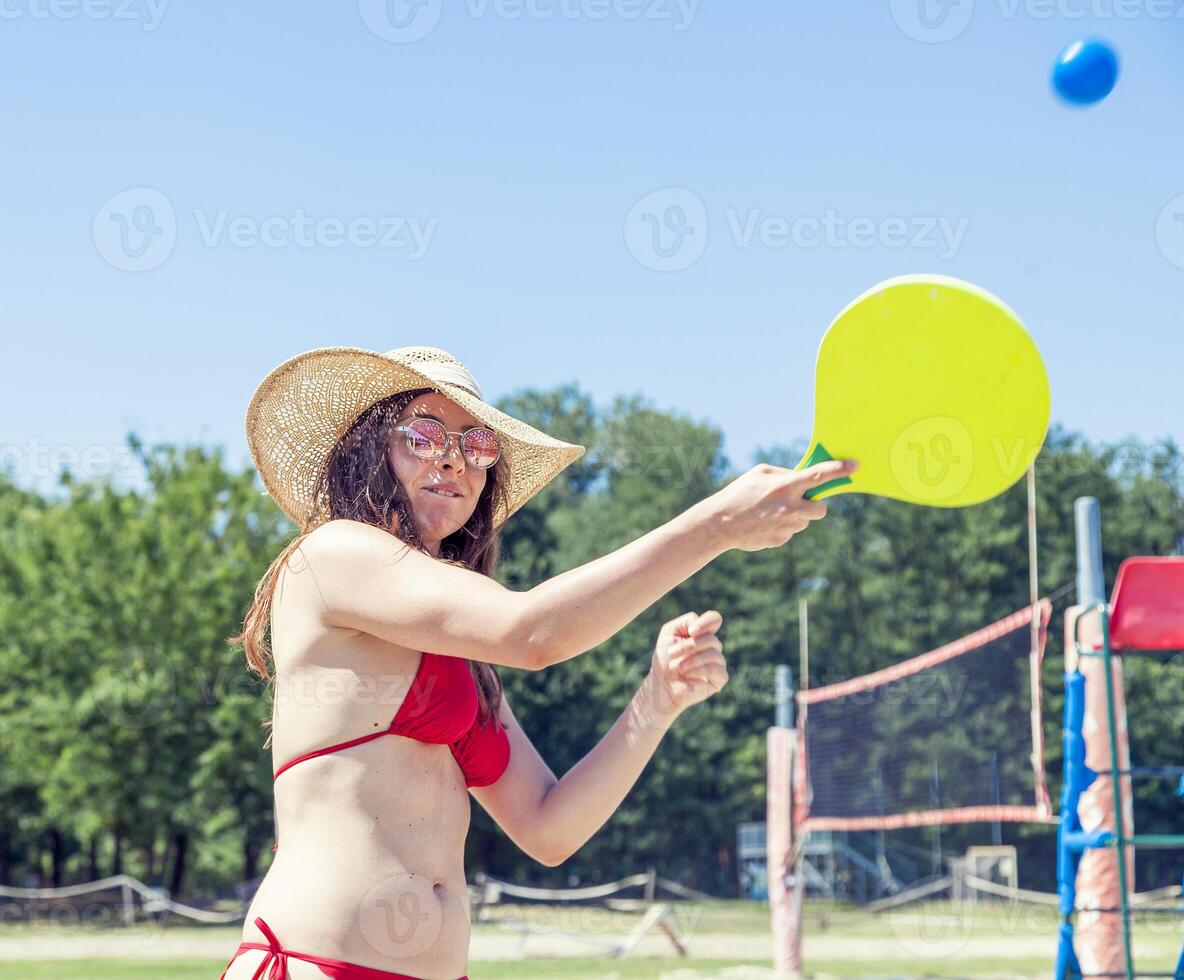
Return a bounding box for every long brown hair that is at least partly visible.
[227,387,507,749]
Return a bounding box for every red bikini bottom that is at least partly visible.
[219,916,469,980]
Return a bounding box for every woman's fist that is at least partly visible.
[645,610,727,725]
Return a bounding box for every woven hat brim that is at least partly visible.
[245,346,585,532]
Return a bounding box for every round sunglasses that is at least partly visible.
[393,418,501,469]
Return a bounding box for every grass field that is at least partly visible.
[0,900,1179,979]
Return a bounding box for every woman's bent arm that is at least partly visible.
[530,674,676,867]
[530,608,727,866]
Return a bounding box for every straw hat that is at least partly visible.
[245,346,586,533]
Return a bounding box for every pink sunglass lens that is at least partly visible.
[407,420,447,457]
[462,429,500,467]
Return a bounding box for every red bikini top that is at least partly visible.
[272,652,511,788]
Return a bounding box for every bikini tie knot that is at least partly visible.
[250,916,288,980]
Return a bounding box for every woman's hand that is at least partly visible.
[644,610,727,727]
[706,459,858,553]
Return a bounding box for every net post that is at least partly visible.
[799,596,809,702]
[775,665,793,730]
[788,725,804,978]
[768,662,802,978]
[1075,497,1104,607]
[1098,609,1135,980]
[1028,466,1053,816]
[1067,497,1135,980]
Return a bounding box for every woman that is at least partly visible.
[220,345,856,980]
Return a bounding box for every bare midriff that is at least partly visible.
[232,550,473,979]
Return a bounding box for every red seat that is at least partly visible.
[1107,557,1184,651]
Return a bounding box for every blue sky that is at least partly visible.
[2,3,1181,498]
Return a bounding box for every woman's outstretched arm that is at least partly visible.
[302,460,854,672]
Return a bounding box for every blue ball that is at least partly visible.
[1052,39,1120,106]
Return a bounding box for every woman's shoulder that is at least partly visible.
[272,523,387,620]
[271,526,379,668]
[302,517,408,556]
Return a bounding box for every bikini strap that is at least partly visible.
[272,729,392,781]
[250,916,287,980]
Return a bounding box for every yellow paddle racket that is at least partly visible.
[796,274,1050,507]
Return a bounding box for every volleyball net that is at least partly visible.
[795,600,1054,831]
